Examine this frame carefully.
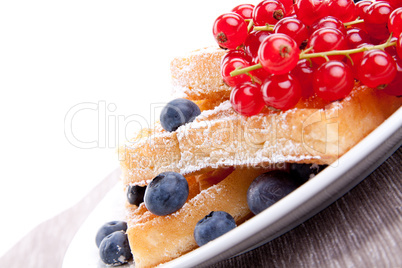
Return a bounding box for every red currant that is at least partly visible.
[281,0,295,16]
[307,28,348,66]
[250,56,272,83]
[230,82,265,116]
[273,17,308,48]
[313,60,354,101]
[244,31,271,60]
[295,0,329,26]
[348,43,373,79]
[251,66,272,83]
[258,33,300,75]
[252,0,286,26]
[388,0,402,9]
[382,56,402,96]
[221,54,252,87]
[221,50,251,66]
[356,0,373,18]
[345,27,370,49]
[212,13,248,50]
[309,16,347,36]
[363,1,394,25]
[261,73,302,111]
[357,49,397,89]
[388,7,402,37]
[291,59,317,98]
[354,0,373,32]
[397,33,402,59]
[232,4,255,20]
[327,0,357,22]
[364,22,391,42]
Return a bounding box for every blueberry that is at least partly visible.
[95,221,127,248]
[289,163,328,184]
[127,184,146,206]
[160,98,201,132]
[247,170,299,215]
[99,231,132,266]
[144,171,189,216]
[194,211,237,247]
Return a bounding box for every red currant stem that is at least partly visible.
[300,39,396,62]
[230,62,262,77]
[247,19,254,33]
[345,54,353,65]
[247,72,261,84]
[303,46,314,54]
[307,58,314,67]
[230,35,396,77]
[384,32,395,44]
[343,19,364,27]
[267,106,282,112]
[253,24,275,31]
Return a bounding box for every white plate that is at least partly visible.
[63,106,402,268]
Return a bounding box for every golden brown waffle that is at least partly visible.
[119,47,402,268]
[119,85,401,187]
[170,47,230,103]
[125,167,270,268]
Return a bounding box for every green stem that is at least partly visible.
[229,36,397,77]
[247,19,254,33]
[251,17,363,32]
[253,24,275,31]
[343,19,364,27]
[230,63,263,77]
[299,40,396,61]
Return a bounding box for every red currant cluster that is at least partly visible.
[212,0,402,116]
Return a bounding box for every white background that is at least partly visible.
[0,0,259,257]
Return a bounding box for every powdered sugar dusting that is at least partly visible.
[170,46,230,100]
[171,85,190,99]
[121,96,333,186]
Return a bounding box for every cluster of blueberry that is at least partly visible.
[96,167,192,265]
[97,136,326,265]
[129,171,237,247]
[125,163,326,250]
[95,99,199,266]
[95,221,132,266]
[96,95,329,265]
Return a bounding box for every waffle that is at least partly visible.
[170,47,231,104]
[118,47,402,268]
